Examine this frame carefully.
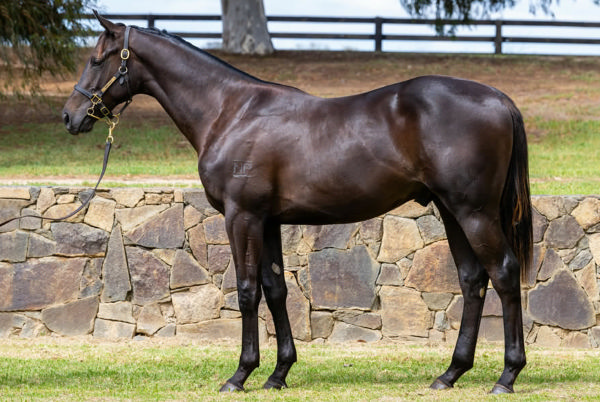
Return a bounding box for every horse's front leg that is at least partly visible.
[219,209,264,393]
[261,222,297,390]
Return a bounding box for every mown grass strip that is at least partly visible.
[0,341,599,401]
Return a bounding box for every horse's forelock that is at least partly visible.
[93,30,122,61]
[93,34,107,59]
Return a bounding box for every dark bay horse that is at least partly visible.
[63,13,532,395]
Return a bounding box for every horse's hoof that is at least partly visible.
[430,378,453,390]
[490,383,514,394]
[263,378,288,390]
[219,382,244,393]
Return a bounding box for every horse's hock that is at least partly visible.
[1,186,599,346]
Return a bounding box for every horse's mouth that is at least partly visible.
[64,112,95,135]
[77,117,96,134]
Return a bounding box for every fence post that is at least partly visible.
[494,20,502,54]
[148,14,155,29]
[375,17,383,52]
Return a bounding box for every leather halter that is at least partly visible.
[74,25,133,123]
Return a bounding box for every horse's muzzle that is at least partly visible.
[63,110,93,135]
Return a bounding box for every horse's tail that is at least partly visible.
[500,99,533,283]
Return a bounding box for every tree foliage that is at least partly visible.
[0,0,94,95]
[400,0,568,34]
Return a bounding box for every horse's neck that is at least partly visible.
[134,31,261,152]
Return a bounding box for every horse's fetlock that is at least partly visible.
[506,352,526,371]
[278,351,297,364]
[450,355,474,373]
[240,356,260,371]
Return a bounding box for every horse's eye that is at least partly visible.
[90,57,104,67]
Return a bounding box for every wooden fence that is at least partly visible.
[83,14,600,54]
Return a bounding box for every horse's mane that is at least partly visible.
[130,24,264,83]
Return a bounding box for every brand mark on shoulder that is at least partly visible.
[233,161,254,177]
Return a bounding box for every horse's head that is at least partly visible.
[63,11,135,135]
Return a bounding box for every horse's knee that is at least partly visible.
[237,280,262,313]
[262,270,288,305]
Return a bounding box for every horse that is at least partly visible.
[63,12,532,395]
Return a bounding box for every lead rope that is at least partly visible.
[0,123,116,228]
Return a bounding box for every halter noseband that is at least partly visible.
[74,25,133,124]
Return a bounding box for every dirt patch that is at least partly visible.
[3,50,599,127]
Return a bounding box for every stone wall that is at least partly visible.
[0,186,599,347]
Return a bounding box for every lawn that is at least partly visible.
[528,119,600,195]
[0,339,600,401]
[1,339,600,401]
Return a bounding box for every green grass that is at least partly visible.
[0,121,197,177]
[0,119,598,195]
[528,119,600,195]
[0,340,599,401]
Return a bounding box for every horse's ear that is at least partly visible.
[94,10,119,35]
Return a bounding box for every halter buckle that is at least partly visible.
[121,49,130,60]
[90,93,102,105]
[100,105,111,117]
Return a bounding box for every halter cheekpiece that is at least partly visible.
[74,25,133,124]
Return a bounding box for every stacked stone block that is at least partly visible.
[0,187,599,347]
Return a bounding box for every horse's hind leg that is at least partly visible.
[430,202,489,390]
[261,222,297,390]
[220,209,264,392]
[449,206,526,394]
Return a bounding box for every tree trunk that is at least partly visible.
[220,0,274,55]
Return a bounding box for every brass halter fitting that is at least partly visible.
[106,115,119,143]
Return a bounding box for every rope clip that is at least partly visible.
[105,115,120,143]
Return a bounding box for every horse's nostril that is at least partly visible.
[62,111,70,126]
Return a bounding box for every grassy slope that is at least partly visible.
[1,52,598,194]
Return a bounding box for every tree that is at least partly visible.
[0,0,93,95]
[220,0,274,55]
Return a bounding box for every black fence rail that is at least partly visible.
[83,14,600,54]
